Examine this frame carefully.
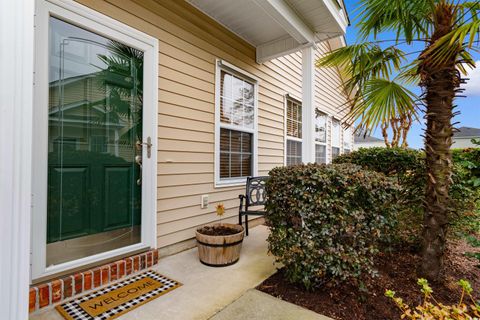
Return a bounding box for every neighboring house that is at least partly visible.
[453,126,480,148]
[353,134,385,150]
[2,0,350,317]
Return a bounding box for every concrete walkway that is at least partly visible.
[210,289,332,320]
[30,225,278,320]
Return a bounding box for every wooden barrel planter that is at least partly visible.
[195,223,245,267]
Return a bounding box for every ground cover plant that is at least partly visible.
[386,278,480,319]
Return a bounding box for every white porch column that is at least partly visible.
[0,0,34,319]
[302,45,316,163]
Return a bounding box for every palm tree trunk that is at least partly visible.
[381,121,391,148]
[419,4,459,280]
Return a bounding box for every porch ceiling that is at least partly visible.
[187,0,349,63]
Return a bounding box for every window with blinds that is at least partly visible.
[332,147,340,160]
[315,110,327,143]
[315,109,327,164]
[315,144,327,164]
[217,66,257,184]
[220,70,254,129]
[286,99,302,139]
[220,129,252,178]
[286,97,302,165]
[343,126,352,154]
[286,140,302,166]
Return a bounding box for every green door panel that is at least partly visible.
[103,166,134,230]
[47,166,90,243]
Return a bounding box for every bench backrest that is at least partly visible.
[245,176,269,207]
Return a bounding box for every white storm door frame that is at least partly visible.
[31,0,158,281]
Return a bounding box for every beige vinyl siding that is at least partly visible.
[76,0,351,248]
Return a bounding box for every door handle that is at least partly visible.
[135,137,152,186]
[136,136,152,159]
[135,155,142,186]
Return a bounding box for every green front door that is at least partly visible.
[46,17,144,266]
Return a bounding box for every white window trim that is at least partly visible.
[331,117,342,148]
[284,94,303,166]
[31,0,158,281]
[343,125,353,152]
[214,59,258,187]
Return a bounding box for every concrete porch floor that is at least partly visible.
[30,225,279,320]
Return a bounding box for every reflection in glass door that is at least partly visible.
[47,17,143,266]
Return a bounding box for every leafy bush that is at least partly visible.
[265,163,399,289]
[334,147,478,242]
[451,148,480,236]
[386,278,480,319]
[453,148,480,189]
[333,147,424,178]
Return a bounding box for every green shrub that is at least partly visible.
[333,147,425,207]
[452,148,480,235]
[333,147,424,178]
[334,147,478,242]
[452,148,480,188]
[265,163,399,289]
[334,148,425,243]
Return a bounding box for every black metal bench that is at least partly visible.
[238,176,268,236]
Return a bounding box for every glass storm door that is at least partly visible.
[46,17,144,266]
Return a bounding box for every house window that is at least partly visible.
[287,140,302,165]
[332,119,341,160]
[286,97,302,165]
[315,109,327,163]
[216,62,257,185]
[343,126,352,154]
[220,129,252,179]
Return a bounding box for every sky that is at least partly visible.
[342,0,480,149]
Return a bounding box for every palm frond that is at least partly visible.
[396,60,422,85]
[456,1,480,24]
[356,0,434,42]
[457,50,476,75]
[317,42,406,95]
[347,79,419,135]
[424,19,480,67]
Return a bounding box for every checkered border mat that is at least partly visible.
[56,270,181,320]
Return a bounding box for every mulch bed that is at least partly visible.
[257,239,480,320]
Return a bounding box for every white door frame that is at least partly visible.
[0,0,34,317]
[31,0,158,281]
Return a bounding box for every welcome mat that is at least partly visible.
[56,270,181,320]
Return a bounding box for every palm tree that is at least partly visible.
[97,40,144,143]
[318,0,479,280]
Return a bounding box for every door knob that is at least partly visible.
[136,136,152,158]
